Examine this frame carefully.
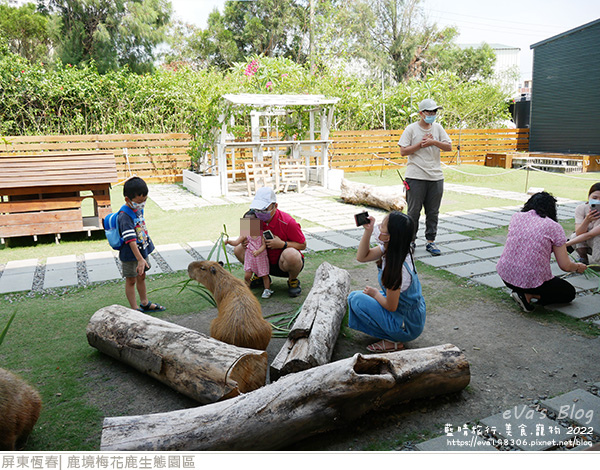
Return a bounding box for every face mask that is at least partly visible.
[589,198,600,207]
[372,224,386,247]
[255,211,272,222]
[424,115,436,124]
[130,201,145,212]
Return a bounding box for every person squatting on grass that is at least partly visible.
[226,210,274,299]
[233,187,307,297]
[398,98,452,256]
[347,211,426,352]
[567,182,600,265]
[496,192,587,313]
[118,177,166,312]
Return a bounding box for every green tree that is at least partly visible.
[194,0,306,70]
[434,43,496,81]
[0,2,52,63]
[38,0,171,73]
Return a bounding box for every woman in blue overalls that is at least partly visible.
[348,211,426,352]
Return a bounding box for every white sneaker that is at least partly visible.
[261,289,274,299]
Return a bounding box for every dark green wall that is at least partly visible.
[530,20,600,154]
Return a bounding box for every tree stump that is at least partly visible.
[87,305,268,404]
[270,262,351,380]
[100,344,470,451]
[340,178,406,212]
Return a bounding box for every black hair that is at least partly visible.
[381,211,414,291]
[588,183,600,197]
[521,191,557,222]
[123,177,148,200]
[243,210,257,218]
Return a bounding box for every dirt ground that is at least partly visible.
[84,261,600,451]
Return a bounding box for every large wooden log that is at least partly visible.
[100,344,470,451]
[86,305,267,404]
[270,262,350,380]
[340,178,406,212]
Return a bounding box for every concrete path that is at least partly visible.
[1,183,598,327]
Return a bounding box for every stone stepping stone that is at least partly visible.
[415,433,497,451]
[154,244,196,271]
[481,405,568,451]
[446,239,496,251]
[0,259,38,294]
[305,236,337,252]
[472,273,506,288]
[84,252,121,283]
[449,218,501,230]
[43,255,78,289]
[435,233,471,244]
[187,240,234,263]
[568,275,600,292]
[465,246,505,259]
[437,221,477,232]
[541,389,600,436]
[419,252,480,268]
[314,231,360,248]
[546,295,600,319]
[446,260,498,278]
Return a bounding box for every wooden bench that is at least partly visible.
[0,152,118,242]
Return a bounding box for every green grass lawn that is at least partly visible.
[346,164,600,200]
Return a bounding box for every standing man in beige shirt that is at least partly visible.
[398,98,452,256]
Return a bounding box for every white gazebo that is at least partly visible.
[184,93,341,197]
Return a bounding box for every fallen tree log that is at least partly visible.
[100,344,470,451]
[341,178,406,212]
[87,305,267,404]
[270,262,350,380]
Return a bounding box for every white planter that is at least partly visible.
[183,170,222,198]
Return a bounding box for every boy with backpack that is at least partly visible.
[106,177,166,312]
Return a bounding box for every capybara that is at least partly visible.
[0,368,42,451]
[188,260,272,350]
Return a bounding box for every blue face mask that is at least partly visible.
[424,115,436,124]
[589,198,600,207]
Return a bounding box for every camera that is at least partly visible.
[354,211,369,227]
[263,230,274,240]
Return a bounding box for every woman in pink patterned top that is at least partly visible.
[497,192,587,312]
[227,211,273,299]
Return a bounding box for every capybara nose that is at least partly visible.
[187,261,198,278]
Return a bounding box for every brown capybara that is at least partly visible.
[188,260,272,350]
[0,368,42,451]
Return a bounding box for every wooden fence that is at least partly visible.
[0,133,191,183]
[329,128,530,172]
[0,129,529,181]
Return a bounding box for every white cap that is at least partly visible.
[250,187,277,210]
[418,98,442,112]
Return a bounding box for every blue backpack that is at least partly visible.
[103,205,138,250]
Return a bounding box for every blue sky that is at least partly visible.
[170,0,600,80]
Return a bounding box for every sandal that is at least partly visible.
[366,340,404,353]
[139,301,166,312]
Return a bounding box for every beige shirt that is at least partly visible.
[398,121,452,181]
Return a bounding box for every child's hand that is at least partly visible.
[252,250,260,257]
[136,259,149,276]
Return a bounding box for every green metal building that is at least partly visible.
[529,19,600,154]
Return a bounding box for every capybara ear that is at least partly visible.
[210,265,217,274]
[218,261,224,267]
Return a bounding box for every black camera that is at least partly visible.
[354,211,369,227]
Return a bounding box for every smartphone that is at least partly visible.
[263,230,274,240]
[354,211,369,227]
[591,203,599,211]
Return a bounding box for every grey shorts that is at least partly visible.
[122,258,151,278]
